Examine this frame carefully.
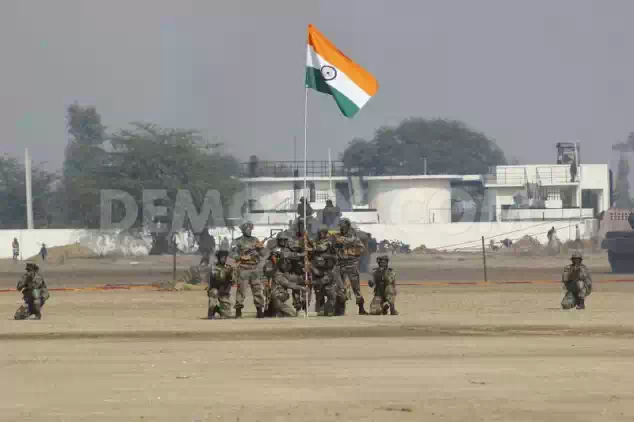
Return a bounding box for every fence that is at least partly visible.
[241,161,346,178]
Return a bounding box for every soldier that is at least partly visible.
[15,263,49,320]
[197,226,216,266]
[368,255,399,315]
[288,221,310,312]
[310,226,340,316]
[262,232,292,317]
[263,250,308,317]
[334,218,368,315]
[230,221,266,318]
[207,250,234,319]
[561,252,592,310]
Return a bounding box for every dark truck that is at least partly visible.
[600,208,634,273]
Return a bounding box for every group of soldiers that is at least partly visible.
[206,218,398,319]
[11,228,592,321]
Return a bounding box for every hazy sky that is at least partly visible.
[1,0,633,171]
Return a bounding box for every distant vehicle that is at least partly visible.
[599,208,634,273]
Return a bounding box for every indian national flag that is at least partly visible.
[305,24,378,118]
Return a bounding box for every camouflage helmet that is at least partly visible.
[239,221,253,232]
[571,251,583,260]
[318,225,329,234]
[376,255,389,264]
[339,218,351,227]
[25,262,39,271]
[216,249,229,259]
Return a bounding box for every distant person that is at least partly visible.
[321,199,341,228]
[220,237,230,252]
[296,197,313,218]
[39,244,47,261]
[547,226,555,243]
[12,238,19,261]
[368,235,377,254]
[570,159,577,182]
[197,227,215,266]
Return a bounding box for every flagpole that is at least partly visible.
[303,86,309,319]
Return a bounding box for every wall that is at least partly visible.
[0,219,597,259]
[367,179,451,224]
[244,179,337,211]
[355,220,596,251]
[0,230,87,260]
[579,164,610,212]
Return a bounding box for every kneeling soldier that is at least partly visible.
[368,255,398,315]
[561,252,592,310]
[15,263,49,320]
[207,250,234,319]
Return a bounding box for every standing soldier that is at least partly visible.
[263,232,293,316]
[12,238,19,261]
[335,218,368,315]
[368,255,399,315]
[263,250,308,317]
[14,263,49,320]
[207,250,234,319]
[230,222,266,318]
[289,221,310,312]
[561,252,592,310]
[311,226,339,316]
[197,226,215,266]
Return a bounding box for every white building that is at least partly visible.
[231,159,611,250]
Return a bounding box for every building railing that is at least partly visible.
[241,160,346,178]
[500,207,593,221]
[488,165,579,186]
[535,166,575,185]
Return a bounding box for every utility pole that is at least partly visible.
[25,148,34,230]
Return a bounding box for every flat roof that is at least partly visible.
[240,175,467,183]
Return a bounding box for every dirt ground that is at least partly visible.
[2,252,634,421]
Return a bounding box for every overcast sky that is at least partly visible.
[1,0,633,171]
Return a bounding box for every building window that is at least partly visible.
[546,187,560,201]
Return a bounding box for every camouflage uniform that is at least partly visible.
[368,256,398,315]
[335,219,368,315]
[230,222,266,318]
[561,252,592,310]
[288,231,310,312]
[263,232,293,316]
[15,263,49,320]
[207,251,234,319]
[311,227,339,316]
[263,252,308,317]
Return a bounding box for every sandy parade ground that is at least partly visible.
[2,250,634,421]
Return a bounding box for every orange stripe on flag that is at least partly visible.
[307,24,378,97]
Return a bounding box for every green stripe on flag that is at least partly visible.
[305,67,360,118]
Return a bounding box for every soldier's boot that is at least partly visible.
[334,299,346,316]
[382,303,390,315]
[576,298,585,310]
[358,297,368,315]
[207,308,215,319]
[390,304,399,316]
[256,307,265,318]
[31,302,41,320]
[235,307,242,319]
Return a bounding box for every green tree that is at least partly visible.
[60,104,108,226]
[342,117,507,175]
[612,132,634,209]
[613,153,632,208]
[0,155,57,229]
[106,122,242,254]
